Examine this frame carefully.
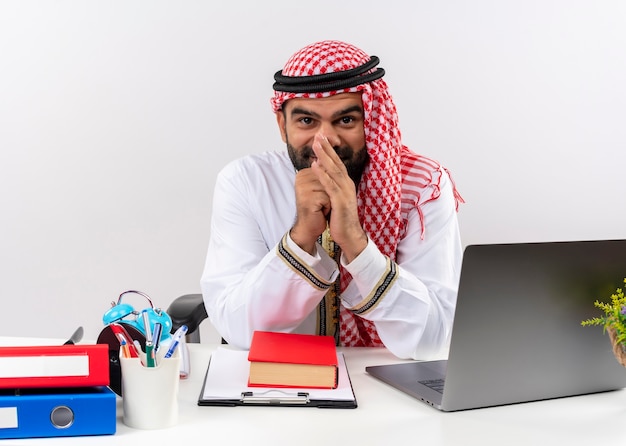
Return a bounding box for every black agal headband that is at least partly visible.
[272,56,385,93]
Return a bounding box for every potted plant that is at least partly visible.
[581,278,626,367]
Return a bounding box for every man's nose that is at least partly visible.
[319,123,341,147]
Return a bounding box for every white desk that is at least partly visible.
[6,342,626,445]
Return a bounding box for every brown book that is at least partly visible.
[247,331,338,389]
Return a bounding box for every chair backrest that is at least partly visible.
[167,293,208,343]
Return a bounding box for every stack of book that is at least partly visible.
[247,331,339,389]
[0,343,116,439]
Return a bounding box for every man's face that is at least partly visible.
[276,92,369,185]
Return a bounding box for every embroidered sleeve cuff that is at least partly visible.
[277,233,339,290]
[341,239,399,315]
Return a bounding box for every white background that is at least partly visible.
[1,1,625,342]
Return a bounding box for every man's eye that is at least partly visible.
[340,116,355,124]
[299,117,313,125]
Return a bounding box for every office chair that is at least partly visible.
[167,293,208,343]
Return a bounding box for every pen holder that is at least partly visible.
[120,349,180,430]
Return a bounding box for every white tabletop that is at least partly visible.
[4,341,626,445]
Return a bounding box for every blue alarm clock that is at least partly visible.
[102,290,172,342]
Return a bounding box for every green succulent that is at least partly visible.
[581,279,626,346]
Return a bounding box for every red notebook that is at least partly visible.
[0,344,110,389]
[247,331,338,389]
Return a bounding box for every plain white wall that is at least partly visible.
[1,1,625,342]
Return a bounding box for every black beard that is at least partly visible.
[287,142,369,185]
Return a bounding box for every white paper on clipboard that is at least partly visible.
[199,347,356,405]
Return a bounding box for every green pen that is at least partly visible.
[145,341,156,367]
[142,310,156,367]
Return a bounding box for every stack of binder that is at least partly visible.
[0,344,116,439]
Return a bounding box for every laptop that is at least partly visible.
[366,239,626,411]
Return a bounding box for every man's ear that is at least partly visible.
[275,111,287,143]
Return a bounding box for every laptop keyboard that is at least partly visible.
[419,379,445,393]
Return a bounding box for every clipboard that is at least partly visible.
[197,347,357,408]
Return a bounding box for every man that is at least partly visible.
[200,40,463,360]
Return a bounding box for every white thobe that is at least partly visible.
[200,150,463,359]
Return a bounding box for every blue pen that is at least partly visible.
[152,322,163,352]
[164,325,188,359]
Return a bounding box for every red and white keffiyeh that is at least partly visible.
[271,41,461,347]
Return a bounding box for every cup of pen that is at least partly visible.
[120,338,181,429]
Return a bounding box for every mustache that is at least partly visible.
[300,145,352,160]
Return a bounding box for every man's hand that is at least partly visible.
[290,167,331,255]
[310,133,368,263]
